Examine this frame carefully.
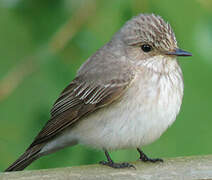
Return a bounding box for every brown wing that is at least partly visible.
[29,75,135,148]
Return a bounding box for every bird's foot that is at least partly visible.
[99,160,135,169]
[137,148,163,163]
[139,156,163,163]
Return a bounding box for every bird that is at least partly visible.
[5,13,192,172]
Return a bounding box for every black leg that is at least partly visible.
[99,150,135,169]
[137,148,163,163]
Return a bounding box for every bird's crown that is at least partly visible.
[122,14,178,51]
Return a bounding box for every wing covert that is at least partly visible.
[29,74,135,148]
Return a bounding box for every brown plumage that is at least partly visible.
[123,14,177,50]
[5,13,191,171]
[5,144,44,171]
[5,72,134,171]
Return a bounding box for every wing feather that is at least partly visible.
[29,74,135,148]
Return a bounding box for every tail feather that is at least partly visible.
[5,144,43,172]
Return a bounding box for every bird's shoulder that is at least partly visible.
[29,57,135,148]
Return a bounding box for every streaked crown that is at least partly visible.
[122,14,177,51]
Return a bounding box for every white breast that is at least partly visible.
[41,58,184,154]
[67,61,183,150]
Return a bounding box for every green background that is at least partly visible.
[0,0,212,171]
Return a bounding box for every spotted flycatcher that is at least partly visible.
[5,14,192,171]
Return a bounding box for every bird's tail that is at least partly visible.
[5,144,43,172]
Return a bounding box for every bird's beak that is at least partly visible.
[166,48,192,57]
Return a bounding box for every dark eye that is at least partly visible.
[141,44,153,53]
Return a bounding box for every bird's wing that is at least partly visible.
[29,72,135,148]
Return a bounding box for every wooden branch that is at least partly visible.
[1,155,212,180]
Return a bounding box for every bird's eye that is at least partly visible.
[141,44,153,53]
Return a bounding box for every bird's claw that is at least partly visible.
[99,161,136,169]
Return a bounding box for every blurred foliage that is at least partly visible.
[0,0,212,171]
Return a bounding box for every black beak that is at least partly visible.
[166,48,192,57]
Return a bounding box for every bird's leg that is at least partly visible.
[99,150,135,169]
[137,148,163,163]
